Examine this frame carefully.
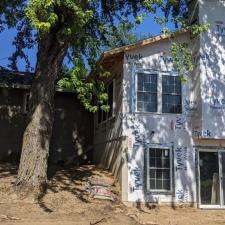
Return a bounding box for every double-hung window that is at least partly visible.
[146,148,171,191]
[137,73,157,112]
[136,72,182,114]
[162,75,182,113]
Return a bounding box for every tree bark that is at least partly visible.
[15,34,68,198]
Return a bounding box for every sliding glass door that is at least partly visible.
[199,150,225,208]
[221,151,225,207]
[199,151,220,206]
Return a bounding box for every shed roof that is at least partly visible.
[0,70,34,88]
[0,70,76,93]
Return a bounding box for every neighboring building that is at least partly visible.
[93,0,225,208]
[0,70,93,165]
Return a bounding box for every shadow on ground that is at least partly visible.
[40,164,109,213]
[0,162,97,211]
[0,162,122,221]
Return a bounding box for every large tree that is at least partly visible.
[0,0,198,197]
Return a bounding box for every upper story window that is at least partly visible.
[146,147,171,192]
[136,72,182,114]
[137,73,157,112]
[98,80,115,124]
[162,76,182,114]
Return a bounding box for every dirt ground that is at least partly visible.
[0,163,225,225]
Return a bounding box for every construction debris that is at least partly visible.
[88,178,109,187]
[86,177,116,201]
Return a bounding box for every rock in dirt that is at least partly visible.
[126,213,159,225]
[0,215,21,220]
[141,222,159,225]
[90,217,107,225]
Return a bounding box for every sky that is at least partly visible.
[0,13,174,72]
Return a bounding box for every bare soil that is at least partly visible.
[0,163,225,225]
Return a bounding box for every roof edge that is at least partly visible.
[99,29,189,63]
[0,83,77,94]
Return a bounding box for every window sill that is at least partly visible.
[134,111,182,116]
[145,190,172,195]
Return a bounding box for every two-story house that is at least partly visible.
[93,0,225,208]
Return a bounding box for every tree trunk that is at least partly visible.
[15,34,68,198]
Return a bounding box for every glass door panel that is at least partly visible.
[220,151,225,206]
[199,151,220,205]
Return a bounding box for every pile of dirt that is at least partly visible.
[0,163,225,225]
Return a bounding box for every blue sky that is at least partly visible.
[0,14,174,72]
[0,28,37,71]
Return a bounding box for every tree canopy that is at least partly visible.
[0,0,192,70]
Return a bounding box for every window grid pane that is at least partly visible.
[162,75,182,114]
[137,73,157,112]
[148,148,171,191]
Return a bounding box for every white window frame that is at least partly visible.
[23,92,30,114]
[146,146,172,193]
[98,79,115,125]
[135,70,182,115]
[135,71,158,113]
[161,74,182,114]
